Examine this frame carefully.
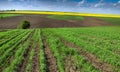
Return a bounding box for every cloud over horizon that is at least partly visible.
[0,0,120,14]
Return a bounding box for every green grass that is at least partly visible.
[98,17,120,25]
[47,15,84,20]
[0,14,20,18]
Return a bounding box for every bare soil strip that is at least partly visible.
[0,15,112,29]
[42,37,59,72]
[31,43,40,72]
[61,39,113,72]
[82,17,112,26]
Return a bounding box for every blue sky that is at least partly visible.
[0,0,120,14]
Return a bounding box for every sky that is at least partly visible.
[0,0,120,14]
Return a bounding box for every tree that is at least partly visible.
[0,16,3,19]
[18,20,30,29]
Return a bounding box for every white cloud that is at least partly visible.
[0,0,120,14]
[94,0,104,7]
[113,0,120,7]
[77,0,86,6]
[118,0,120,3]
[78,0,85,5]
[113,3,117,6]
[94,3,104,7]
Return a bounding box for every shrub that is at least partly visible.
[18,20,30,29]
[0,16,3,19]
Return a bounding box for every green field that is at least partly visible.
[0,13,120,72]
[47,15,84,20]
[0,14,20,18]
[0,26,120,72]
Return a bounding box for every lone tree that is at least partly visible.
[0,16,3,19]
[18,20,30,29]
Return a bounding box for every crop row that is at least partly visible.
[0,29,47,72]
[0,29,33,72]
[47,27,120,71]
[43,29,99,72]
[0,27,120,72]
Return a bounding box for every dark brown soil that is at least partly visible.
[0,15,111,29]
[31,44,40,72]
[82,17,112,26]
[61,39,113,72]
[42,37,59,72]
